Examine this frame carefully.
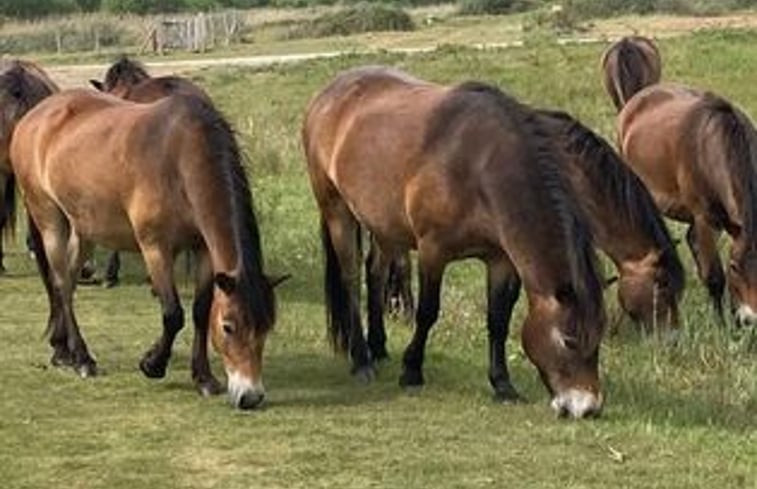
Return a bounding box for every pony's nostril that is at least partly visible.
[237,391,265,410]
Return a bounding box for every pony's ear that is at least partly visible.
[89,79,104,91]
[267,273,291,289]
[214,273,237,294]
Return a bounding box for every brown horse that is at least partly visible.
[601,36,661,112]
[0,59,59,273]
[619,84,757,326]
[304,66,606,418]
[88,56,212,286]
[5,71,277,409]
[379,110,685,330]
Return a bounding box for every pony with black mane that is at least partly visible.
[304,66,606,418]
[4,63,279,409]
[619,84,757,326]
[88,55,213,286]
[601,36,661,112]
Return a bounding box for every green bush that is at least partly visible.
[288,3,415,39]
[0,0,78,18]
[458,0,533,16]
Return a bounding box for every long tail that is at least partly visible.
[0,173,16,243]
[321,218,362,353]
[607,38,657,111]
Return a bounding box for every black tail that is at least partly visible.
[321,218,362,353]
[608,38,658,111]
[0,173,16,243]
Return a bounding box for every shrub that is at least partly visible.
[458,0,533,16]
[288,3,415,39]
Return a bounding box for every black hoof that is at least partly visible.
[399,368,424,388]
[352,364,376,384]
[139,355,168,379]
[492,381,523,404]
[50,348,73,367]
[104,278,119,289]
[195,376,224,397]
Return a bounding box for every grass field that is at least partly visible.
[1,28,757,489]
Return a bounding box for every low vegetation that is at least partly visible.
[286,3,415,39]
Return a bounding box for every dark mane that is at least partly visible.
[540,109,685,298]
[692,94,757,241]
[104,55,150,91]
[179,94,276,332]
[433,82,605,350]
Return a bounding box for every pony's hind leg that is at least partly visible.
[321,206,373,381]
[190,249,223,396]
[385,253,415,324]
[686,219,725,319]
[104,251,120,288]
[138,244,183,379]
[399,244,445,389]
[365,238,390,361]
[486,258,522,403]
[33,213,97,377]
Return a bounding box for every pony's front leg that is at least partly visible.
[190,250,223,396]
[138,246,183,379]
[486,258,522,403]
[686,219,725,318]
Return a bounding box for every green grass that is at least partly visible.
[2,29,757,489]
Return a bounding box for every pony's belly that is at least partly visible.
[65,206,139,251]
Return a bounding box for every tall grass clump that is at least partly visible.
[286,3,415,39]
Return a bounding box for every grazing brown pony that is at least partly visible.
[379,110,685,330]
[304,66,607,418]
[5,70,277,409]
[0,59,59,272]
[619,84,757,326]
[601,36,661,112]
[88,56,212,286]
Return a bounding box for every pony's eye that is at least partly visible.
[563,336,579,351]
[222,321,234,335]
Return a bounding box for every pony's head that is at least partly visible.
[90,55,149,96]
[521,285,605,419]
[617,247,684,328]
[728,241,757,327]
[209,272,278,409]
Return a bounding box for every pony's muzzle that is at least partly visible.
[550,389,603,419]
[226,370,265,410]
[735,304,757,328]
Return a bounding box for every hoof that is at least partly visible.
[104,278,119,289]
[139,355,167,379]
[352,364,376,384]
[399,368,424,388]
[50,348,73,367]
[195,376,224,397]
[75,361,98,378]
[492,381,523,404]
